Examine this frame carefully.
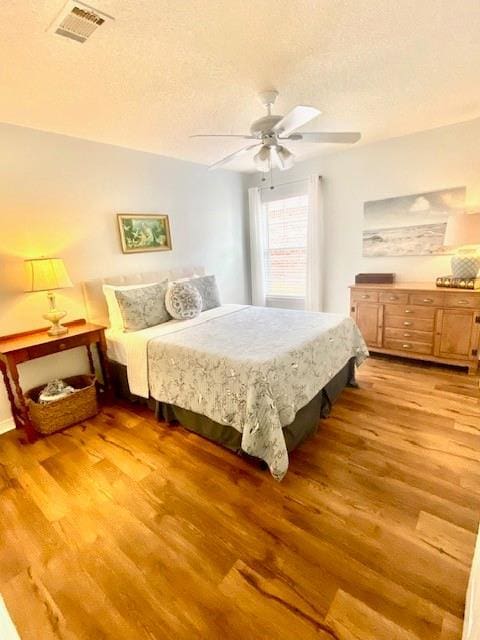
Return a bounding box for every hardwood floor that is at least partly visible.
[0,356,479,639]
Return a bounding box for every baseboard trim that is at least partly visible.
[0,417,15,435]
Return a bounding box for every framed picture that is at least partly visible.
[117,214,172,254]
[363,187,465,257]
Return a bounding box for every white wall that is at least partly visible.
[0,123,250,424]
[4,116,480,426]
[247,117,480,314]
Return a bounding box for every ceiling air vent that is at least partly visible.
[47,1,114,43]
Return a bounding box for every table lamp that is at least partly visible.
[443,212,480,279]
[24,258,73,336]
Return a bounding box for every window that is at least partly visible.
[263,194,309,301]
[249,176,322,311]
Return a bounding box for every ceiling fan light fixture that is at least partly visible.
[193,91,361,171]
[277,146,295,171]
[253,146,270,172]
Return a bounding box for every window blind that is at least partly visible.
[262,188,309,300]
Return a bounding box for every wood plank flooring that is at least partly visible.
[0,356,479,639]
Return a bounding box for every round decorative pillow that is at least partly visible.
[165,282,202,320]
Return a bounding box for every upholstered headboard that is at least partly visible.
[82,266,205,326]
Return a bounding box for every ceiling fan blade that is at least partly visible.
[287,131,361,143]
[208,143,262,171]
[273,106,321,136]
[190,134,256,139]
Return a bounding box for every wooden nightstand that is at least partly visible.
[0,319,111,443]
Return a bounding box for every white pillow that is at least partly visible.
[103,282,161,330]
[169,273,202,284]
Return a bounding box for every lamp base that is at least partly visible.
[451,255,480,279]
[43,291,68,336]
[45,320,68,337]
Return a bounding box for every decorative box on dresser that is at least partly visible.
[350,283,480,374]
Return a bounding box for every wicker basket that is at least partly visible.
[25,374,98,435]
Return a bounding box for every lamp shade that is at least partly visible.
[444,213,480,248]
[24,258,73,292]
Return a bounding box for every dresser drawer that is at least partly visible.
[383,339,433,355]
[384,304,436,319]
[443,293,480,309]
[379,291,409,304]
[384,327,433,344]
[409,292,445,306]
[351,289,379,303]
[384,316,434,332]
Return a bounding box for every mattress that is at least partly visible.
[105,305,242,368]
[105,328,129,366]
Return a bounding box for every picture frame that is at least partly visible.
[117,213,172,254]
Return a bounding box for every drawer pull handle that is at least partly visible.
[403,321,412,326]
[457,300,469,304]
[423,298,433,303]
[402,344,411,349]
[403,333,411,337]
[361,294,370,299]
[389,296,398,301]
[58,343,67,350]
[404,309,413,314]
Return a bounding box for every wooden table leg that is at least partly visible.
[86,344,96,375]
[96,334,113,400]
[6,356,37,443]
[0,359,22,429]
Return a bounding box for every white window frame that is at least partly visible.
[260,181,309,309]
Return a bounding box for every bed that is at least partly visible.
[83,270,368,480]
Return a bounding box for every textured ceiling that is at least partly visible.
[1,0,480,172]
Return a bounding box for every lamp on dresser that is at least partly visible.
[24,257,73,336]
[444,212,480,279]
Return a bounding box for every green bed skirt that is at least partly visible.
[109,357,357,454]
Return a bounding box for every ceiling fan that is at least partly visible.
[191,90,361,172]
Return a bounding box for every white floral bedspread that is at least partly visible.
[146,305,368,480]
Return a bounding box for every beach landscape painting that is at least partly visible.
[363,187,465,257]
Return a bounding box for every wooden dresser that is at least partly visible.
[350,283,480,374]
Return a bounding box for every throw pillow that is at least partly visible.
[165,282,202,320]
[103,281,160,330]
[189,275,221,312]
[115,282,170,331]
